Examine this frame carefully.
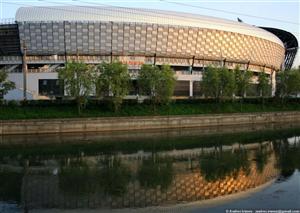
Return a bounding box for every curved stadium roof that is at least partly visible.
[15,6,283,46]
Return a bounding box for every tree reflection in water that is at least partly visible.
[273,138,300,179]
[138,154,174,191]
[199,147,250,182]
[59,158,97,196]
[0,170,22,204]
[254,144,272,173]
[59,156,131,197]
[96,157,131,196]
[0,129,300,210]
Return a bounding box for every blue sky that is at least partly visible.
[1,0,299,66]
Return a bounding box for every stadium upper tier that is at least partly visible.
[16,6,283,45]
[0,6,286,70]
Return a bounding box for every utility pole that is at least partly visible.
[191,55,195,74]
[63,21,67,64]
[22,40,27,101]
[76,49,79,62]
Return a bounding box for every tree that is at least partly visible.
[58,61,96,114]
[156,65,176,105]
[276,68,300,101]
[0,69,15,99]
[201,66,220,100]
[96,61,130,112]
[257,71,270,98]
[218,67,236,100]
[138,64,176,106]
[202,66,235,101]
[234,66,252,99]
[257,71,270,107]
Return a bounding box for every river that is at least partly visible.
[0,123,299,212]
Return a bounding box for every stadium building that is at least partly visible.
[0,6,298,100]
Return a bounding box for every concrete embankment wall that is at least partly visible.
[1,111,300,135]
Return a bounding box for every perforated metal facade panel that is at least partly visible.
[18,21,285,69]
[15,6,283,45]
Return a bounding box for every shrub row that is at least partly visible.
[1,97,300,108]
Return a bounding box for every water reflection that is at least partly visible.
[254,144,272,173]
[0,170,22,204]
[273,138,300,179]
[0,126,300,211]
[59,157,132,197]
[138,155,174,191]
[199,149,250,182]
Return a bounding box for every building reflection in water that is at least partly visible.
[0,134,299,210]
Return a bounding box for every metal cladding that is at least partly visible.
[0,24,21,56]
[260,27,298,70]
[13,6,286,69]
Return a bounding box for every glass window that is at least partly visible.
[38,79,63,96]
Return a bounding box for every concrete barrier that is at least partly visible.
[1,111,300,135]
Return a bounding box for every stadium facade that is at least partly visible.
[0,6,298,100]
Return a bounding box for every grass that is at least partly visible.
[0,101,300,120]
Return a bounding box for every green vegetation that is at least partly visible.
[138,64,176,105]
[1,63,300,118]
[0,98,300,120]
[234,66,252,99]
[96,61,131,112]
[202,66,248,101]
[257,71,270,107]
[0,69,15,98]
[58,61,96,114]
[276,68,300,102]
[201,66,220,100]
[58,61,176,114]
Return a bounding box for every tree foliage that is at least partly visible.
[138,64,176,105]
[257,71,270,97]
[202,66,220,99]
[234,66,252,98]
[96,61,130,112]
[0,69,15,99]
[58,61,96,114]
[276,68,300,99]
[202,66,235,100]
[219,67,236,98]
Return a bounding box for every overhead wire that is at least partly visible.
[1,1,298,37]
[160,0,300,26]
[2,0,299,30]
[39,0,300,35]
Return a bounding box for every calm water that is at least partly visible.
[0,124,300,212]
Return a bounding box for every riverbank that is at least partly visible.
[1,101,300,120]
[1,111,300,135]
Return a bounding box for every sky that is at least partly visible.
[0,0,299,67]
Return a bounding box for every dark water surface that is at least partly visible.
[0,123,300,212]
